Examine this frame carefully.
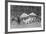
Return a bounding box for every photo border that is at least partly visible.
[5,0,45,33]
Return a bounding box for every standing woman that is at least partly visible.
[17,15,20,24]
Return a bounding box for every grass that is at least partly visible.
[11,21,41,29]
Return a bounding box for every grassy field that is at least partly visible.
[11,21,41,29]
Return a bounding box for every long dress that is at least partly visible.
[17,17,20,24]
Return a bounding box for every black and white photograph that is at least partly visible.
[8,2,45,32]
[10,5,41,28]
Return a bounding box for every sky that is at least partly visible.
[11,5,41,17]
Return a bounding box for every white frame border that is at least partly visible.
[8,2,44,32]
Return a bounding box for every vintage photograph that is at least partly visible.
[11,5,41,28]
[8,2,44,32]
